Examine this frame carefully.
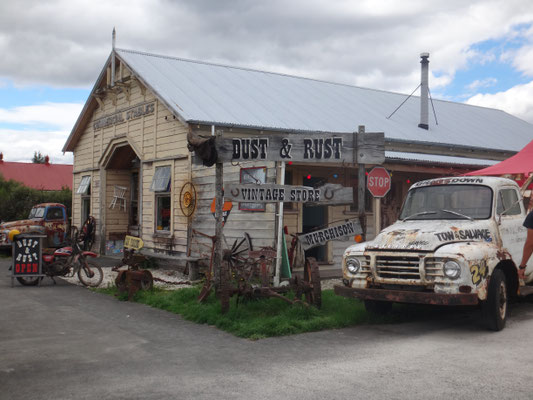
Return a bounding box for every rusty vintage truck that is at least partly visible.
[334,176,533,331]
[0,203,69,249]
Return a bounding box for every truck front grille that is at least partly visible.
[376,255,421,280]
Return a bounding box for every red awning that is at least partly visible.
[465,139,533,178]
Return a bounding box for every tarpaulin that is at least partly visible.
[465,139,533,178]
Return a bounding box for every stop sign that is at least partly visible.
[367,167,391,197]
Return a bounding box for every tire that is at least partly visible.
[77,261,103,287]
[364,299,393,315]
[482,269,507,331]
[16,276,40,286]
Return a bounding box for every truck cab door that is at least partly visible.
[44,207,66,246]
[496,187,526,263]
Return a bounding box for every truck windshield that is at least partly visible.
[399,184,493,220]
[29,207,45,219]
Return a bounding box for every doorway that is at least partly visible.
[302,177,328,262]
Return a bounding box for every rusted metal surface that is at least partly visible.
[0,203,68,248]
[334,284,478,306]
[115,269,153,300]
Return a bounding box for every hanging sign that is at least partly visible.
[215,132,385,164]
[224,183,353,204]
[298,220,362,250]
[210,198,233,225]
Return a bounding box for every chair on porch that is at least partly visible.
[110,185,128,211]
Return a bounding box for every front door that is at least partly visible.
[302,177,328,262]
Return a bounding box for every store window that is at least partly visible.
[150,166,171,232]
[77,175,91,225]
[77,175,91,195]
[239,166,266,211]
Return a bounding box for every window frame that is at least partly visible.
[77,175,91,195]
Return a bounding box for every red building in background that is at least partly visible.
[0,154,72,191]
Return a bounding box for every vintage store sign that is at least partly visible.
[298,220,362,250]
[93,102,155,130]
[215,131,385,164]
[224,183,353,204]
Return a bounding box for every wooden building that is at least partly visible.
[63,48,533,267]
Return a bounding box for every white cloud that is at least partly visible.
[0,0,533,94]
[0,128,73,163]
[466,80,533,123]
[0,102,83,131]
[467,77,498,91]
[0,102,82,163]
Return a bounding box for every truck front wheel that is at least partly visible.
[482,269,507,331]
[364,299,393,315]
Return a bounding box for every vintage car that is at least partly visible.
[335,176,532,331]
[0,203,69,249]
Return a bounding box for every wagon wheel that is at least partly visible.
[303,257,322,308]
[79,216,96,250]
[223,232,253,282]
[179,182,197,217]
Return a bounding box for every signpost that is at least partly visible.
[367,166,391,238]
[367,166,391,198]
[298,220,362,251]
[216,131,385,165]
[223,183,353,205]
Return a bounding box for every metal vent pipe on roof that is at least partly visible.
[418,52,430,130]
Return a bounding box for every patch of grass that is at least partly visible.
[95,285,412,339]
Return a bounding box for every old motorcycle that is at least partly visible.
[16,229,103,287]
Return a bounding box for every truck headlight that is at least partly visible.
[443,261,461,280]
[346,258,361,274]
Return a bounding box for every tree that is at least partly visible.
[32,151,45,164]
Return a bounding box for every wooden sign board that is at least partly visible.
[224,183,353,204]
[216,132,384,164]
[298,220,362,250]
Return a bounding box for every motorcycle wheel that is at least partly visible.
[16,276,40,286]
[77,261,104,287]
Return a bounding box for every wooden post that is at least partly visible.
[357,125,367,240]
[213,130,229,313]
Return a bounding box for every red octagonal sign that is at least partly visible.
[367,167,391,197]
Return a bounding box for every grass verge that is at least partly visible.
[95,285,415,339]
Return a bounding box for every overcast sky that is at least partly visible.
[1,0,533,163]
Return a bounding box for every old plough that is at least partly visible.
[194,231,322,310]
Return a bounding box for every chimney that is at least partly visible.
[418,52,430,130]
[111,28,116,87]
[44,155,50,165]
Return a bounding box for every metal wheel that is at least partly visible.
[77,261,103,287]
[303,257,322,308]
[179,182,197,217]
[224,232,253,277]
[140,270,154,290]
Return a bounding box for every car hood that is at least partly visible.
[364,219,495,252]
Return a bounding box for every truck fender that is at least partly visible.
[434,241,503,301]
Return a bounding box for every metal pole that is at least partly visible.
[273,161,286,286]
[357,125,367,240]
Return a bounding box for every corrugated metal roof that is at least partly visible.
[385,151,497,166]
[0,162,73,190]
[110,49,532,153]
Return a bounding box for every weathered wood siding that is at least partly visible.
[189,130,278,258]
[71,61,189,254]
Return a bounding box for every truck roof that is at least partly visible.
[32,203,66,208]
[410,176,519,190]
